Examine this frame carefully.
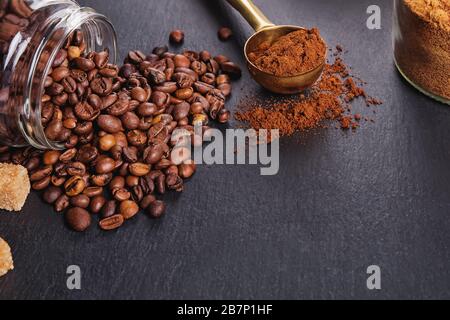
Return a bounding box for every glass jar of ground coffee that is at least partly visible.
[393,0,450,104]
[0,0,117,148]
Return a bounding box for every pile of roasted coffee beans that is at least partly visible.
[0,29,241,232]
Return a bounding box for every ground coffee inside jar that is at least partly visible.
[394,0,450,101]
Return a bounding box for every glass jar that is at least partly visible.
[0,0,117,149]
[393,0,450,105]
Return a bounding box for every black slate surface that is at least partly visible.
[0,0,449,300]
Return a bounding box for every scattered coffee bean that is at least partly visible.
[99,214,124,231]
[65,207,91,232]
[170,29,185,44]
[218,27,233,41]
[120,200,139,220]
[147,200,166,219]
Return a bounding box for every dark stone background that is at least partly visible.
[0,0,449,299]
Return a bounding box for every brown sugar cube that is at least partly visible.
[0,163,31,212]
[0,237,14,277]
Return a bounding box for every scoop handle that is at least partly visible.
[226,0,275,32]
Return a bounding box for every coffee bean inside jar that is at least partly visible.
[0,21,242,231]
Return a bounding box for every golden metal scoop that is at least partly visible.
[226,0,326,94]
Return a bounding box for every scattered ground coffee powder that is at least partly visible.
[247,28,327,77]
[236,47,381,138]
[394,0,450,101]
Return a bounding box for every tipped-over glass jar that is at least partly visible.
[0,0,117,149]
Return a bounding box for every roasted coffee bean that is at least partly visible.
[51,66,69,82]
[143,144,165,165]
[53,49,68,67]
[131,185,144,202]
[127,129,147,146]
[70,194,90,208]
[147,200,166,219]
[99,65,118,78]
[66,162,86,176]
[43,186,63,204]
[65,176,86,196]
[129,162,150,176]
[101,200,117,219]
[62,76,77,93]
[83,186,103,197]
[120,200,139,220]
[54,162,68,177]
[74,101,100,121]
[54,194,70,212]
[220,62,242,79]
[87,94,103,110]
[140,175,155,195]
[206,59,220,74]
[94,50,109,68]
[218,27,233,41]
[23,157,40,172]
[199,50,212,62]
[152,46,168,57]
[112,187,131,201]
[99,214,124,231]
[91,173,112,187]
[107,99,129,116]
[97,115,123,133]
[76,145,98,164]
[201,73,216,85]
[175,87,194,100]
[70,69,87,83]
[95,157,116,174]
[128,50,146,64]
[51,176,66,187]
[99,134,116,151]
[130,87,148,102]
[191,61,207,76]
[90,77,113,96]
[121,111,140,130]
[218,83,232,97]
[166,165,179,176]
[73,121,94,136]
[65,207,91,232]
[126,175,140,187]
[217,108,230,123]
[110,145,123,161]
[63,118,77,129]
[140,194,156,210]
[155,174,166,194]
[179,162,196,179]
[32,176,51,191]
[43,150,61,165]
[45,119,63,141]
[122,146,138,163]
[90,195,106,214]
[30,166,53,182]
[169,30,184,44]
[109,176,125,191]
[214,55,230,65]
[166,173,184,192]
[74,57,95,71]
